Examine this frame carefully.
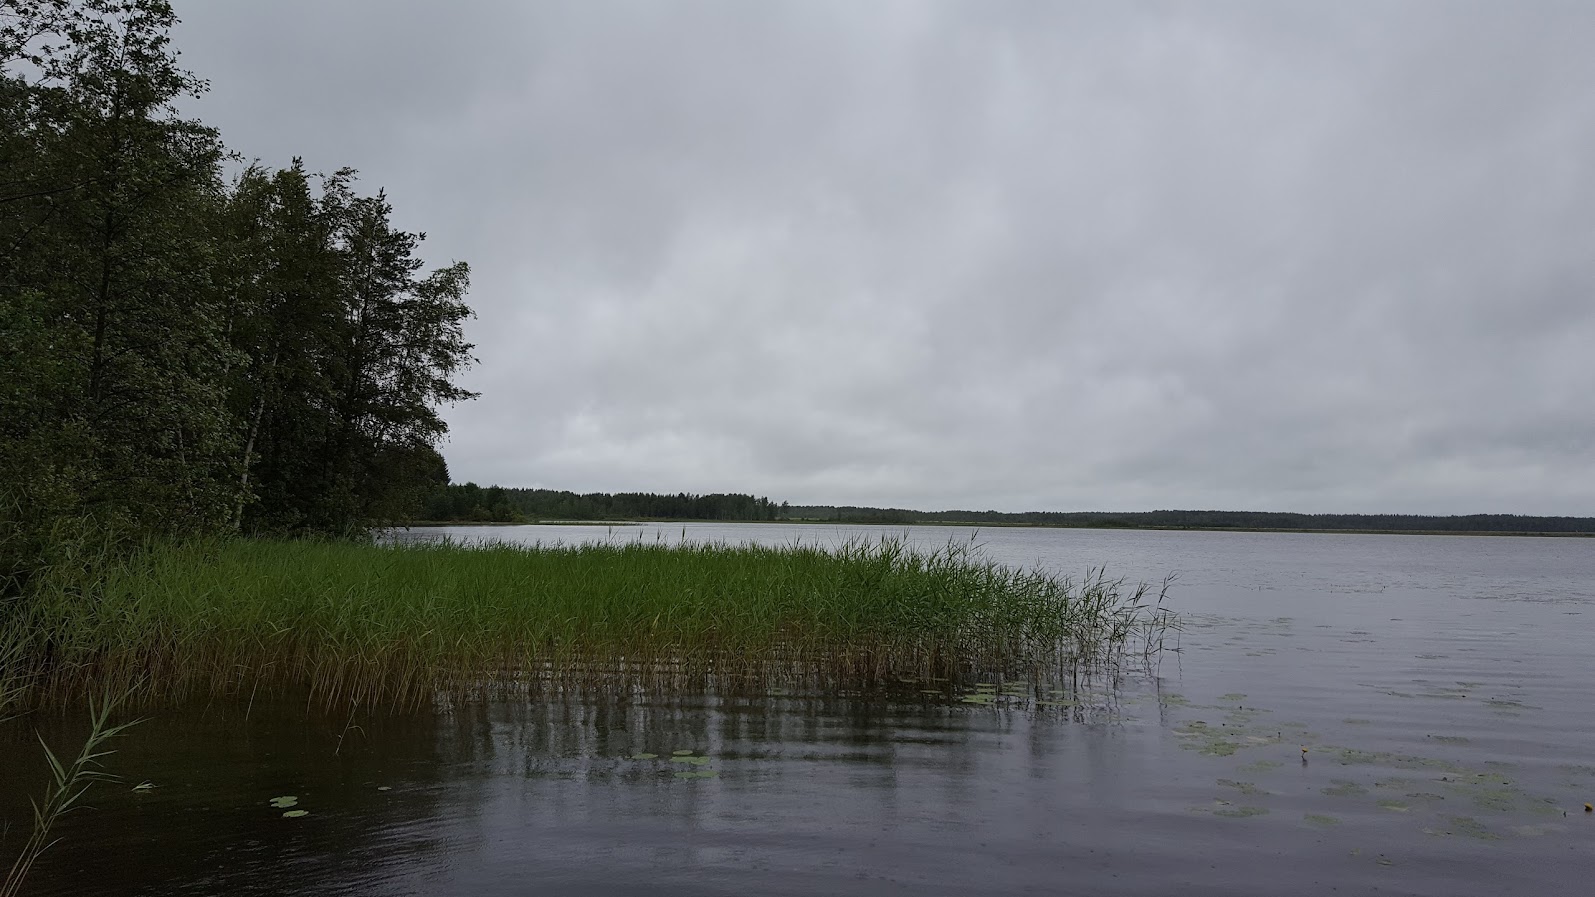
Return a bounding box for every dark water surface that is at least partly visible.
[5,526,1593,895]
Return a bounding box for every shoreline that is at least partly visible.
[398,519,1595,538]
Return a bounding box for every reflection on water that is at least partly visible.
[4,527,1593,895]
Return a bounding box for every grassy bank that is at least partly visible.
[2,537,1173,711]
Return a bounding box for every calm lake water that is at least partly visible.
[5,524,1593,895]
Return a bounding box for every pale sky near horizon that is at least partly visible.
[170,1,1595,515]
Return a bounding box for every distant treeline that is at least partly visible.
[783,506,1595,533]
[419,489,1593,533]
[422,485,783,523]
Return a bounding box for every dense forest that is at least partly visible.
[421,485,782,523]
[1,1,476,593]
[782,506,1595,534]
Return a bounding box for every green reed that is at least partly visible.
[1,694,140,897]
[9,536,1174,709]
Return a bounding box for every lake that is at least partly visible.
[4,524,1592,895]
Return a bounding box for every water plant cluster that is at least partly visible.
[1161,688,1577,842]
[2,536,1174,710]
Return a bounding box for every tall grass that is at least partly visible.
[0,615,32,723]
[1,695,140,897]
[11,536,1174,709]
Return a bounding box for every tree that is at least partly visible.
[322,190,475,528]
[215,161,353,532]
[213,165,476,534]
[2,0,235,590]
[2,1,479,594]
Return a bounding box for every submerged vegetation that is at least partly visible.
[4,536,1174,711]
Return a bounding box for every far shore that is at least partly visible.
[405,520,640,527]
[398,519,1595,538]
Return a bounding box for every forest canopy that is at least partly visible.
[1,0,476,590]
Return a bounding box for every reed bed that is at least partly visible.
[4,536,1174,710]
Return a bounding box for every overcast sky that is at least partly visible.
[171,1,1595,515]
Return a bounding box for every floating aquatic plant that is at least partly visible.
[1210,803,1269,818]
[1322,780,1368,798]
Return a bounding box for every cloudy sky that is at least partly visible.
[171,1,1595,515]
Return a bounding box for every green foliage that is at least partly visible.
[1,692,141,897]
[12,537,1174,708]
[216,163,473,534]
[2,0,235,586]
[1,1,477,589]
[0,610,30,720]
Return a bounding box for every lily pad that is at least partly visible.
[268,796,299,809]
[282,810,309,818]
[630,753,659,760]
[671,749,695,756]
[671,755,711,766]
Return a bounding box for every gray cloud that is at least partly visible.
[173,1,1595,514]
